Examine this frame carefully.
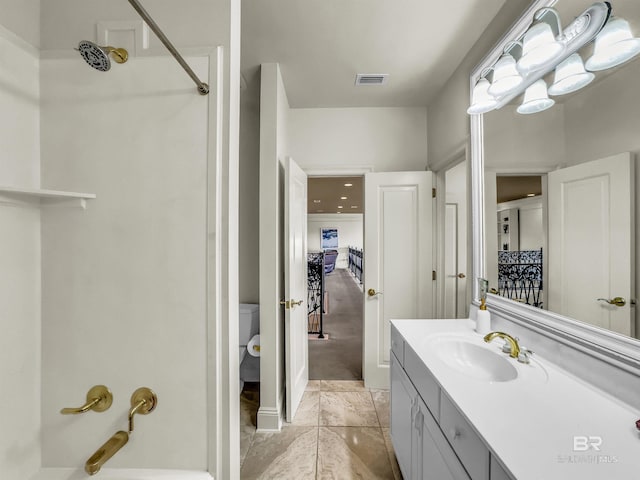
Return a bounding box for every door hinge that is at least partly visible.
[432,270,437,281]
[432,187,436,198]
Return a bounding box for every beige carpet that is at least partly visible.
[309,268,363,380]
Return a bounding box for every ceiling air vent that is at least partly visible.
[355,73,388,86]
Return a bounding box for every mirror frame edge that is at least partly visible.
[469,0,640,372]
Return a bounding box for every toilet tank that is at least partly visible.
[239,303,260,346]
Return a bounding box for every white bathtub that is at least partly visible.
[30,468,214,480]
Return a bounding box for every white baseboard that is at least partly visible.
[256,405,283,432]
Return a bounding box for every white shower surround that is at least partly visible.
[30,468,213,479]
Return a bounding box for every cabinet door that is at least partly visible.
[390,353,416,479]
[416,396,470,480]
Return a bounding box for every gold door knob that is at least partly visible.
[457,273,466,279]
[367,288,382,297]
[597,297,626,307]
[280,299,303,309]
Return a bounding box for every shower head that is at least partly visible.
[78,41,128,72]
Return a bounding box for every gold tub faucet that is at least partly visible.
[483,331,520,358]
[85,430,129,475]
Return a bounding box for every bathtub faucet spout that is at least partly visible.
[85,430,129,475]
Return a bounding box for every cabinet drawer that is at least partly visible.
[440,392,490,480]
[418,396,471,480]
[404,343,440,421]
[390,324,405,367]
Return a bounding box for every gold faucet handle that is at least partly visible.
[128,387,157,433]
[60,385,113,414]
[501,338,520,354]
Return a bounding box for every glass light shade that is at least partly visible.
[585,17,640,71]
[467,78,498,114]
[517,22,564,74]
[487,54,523,96]
[517,79,555,114]
[548,53,595,95]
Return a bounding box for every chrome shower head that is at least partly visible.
[78,41,128,72]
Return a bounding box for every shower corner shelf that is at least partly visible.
[0,186,96,209]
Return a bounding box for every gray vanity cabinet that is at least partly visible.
[391,352,470,480]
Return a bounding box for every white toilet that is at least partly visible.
[239,303,260,391]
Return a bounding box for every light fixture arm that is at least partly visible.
[533,7,563,38]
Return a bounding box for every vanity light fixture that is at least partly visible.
[517,8,564,74]
[585,16,640,71]
[517,79,555,114]
[488,52,524,96]
[468,2,613,116]
[467,77,498,114]
[548,53,595,95]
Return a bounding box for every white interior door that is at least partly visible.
[364,171,434,389]
[284,157,308,422]
[548,152,634,336]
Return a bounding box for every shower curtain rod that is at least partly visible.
[127,0,209,95]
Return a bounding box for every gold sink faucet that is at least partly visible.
[484,331,520,359]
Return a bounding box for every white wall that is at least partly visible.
[258,63,290,430]
[239,79,261,303]
[496,197,544,251]
[289,107,428,172]
[0,0,39,47]
[426,0,530,166]
[484,105,566,171]
[308,214,363,269]
[0,25,41,480]
[39,55,211,469]
[40,0,222,52]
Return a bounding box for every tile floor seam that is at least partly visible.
[370,390,382,427]
[314,425,320,480]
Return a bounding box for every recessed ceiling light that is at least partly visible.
[351,206,358,209]
[340,196,347,200]
[526,193,536,197]
[317,209,324,212]
[337,211,342,214]
[344,183,353,187]
[313,199,321,203]
[337,206,343,209]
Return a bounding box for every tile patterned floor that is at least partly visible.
[240,381,402,480]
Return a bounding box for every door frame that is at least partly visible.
[434,145,470,318]
[303,166,373,374]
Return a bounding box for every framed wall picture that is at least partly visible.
[320,227,338,249]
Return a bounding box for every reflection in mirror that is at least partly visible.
[482,0,640,340]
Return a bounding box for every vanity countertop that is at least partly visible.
[391,318,640,480]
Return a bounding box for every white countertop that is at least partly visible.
[391,318,640,480]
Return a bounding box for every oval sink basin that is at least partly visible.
[431,339,518,382]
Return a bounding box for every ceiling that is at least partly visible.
[308,177,363,214]
[241,0,507,108]
[496,176,542,203]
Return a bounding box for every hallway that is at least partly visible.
[240,381,401,479]
[309,268,363,380]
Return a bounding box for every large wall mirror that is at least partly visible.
[471,0,640,365]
